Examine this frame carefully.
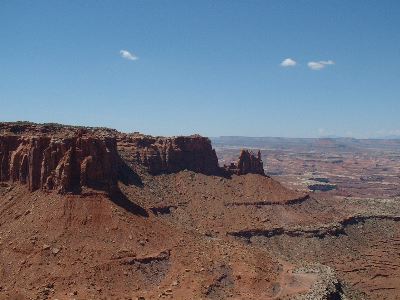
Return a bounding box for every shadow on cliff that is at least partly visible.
[117,158,144,187]
[107,158,148,217]
[109,188,148,217]
[218,168,233,179]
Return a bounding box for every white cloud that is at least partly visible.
[119,49,138,61]
[280,58,297,67]
[307,60,334,70]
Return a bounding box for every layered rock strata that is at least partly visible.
[118,135,220,175]
[1,123,267,195]
[0,135,118,194]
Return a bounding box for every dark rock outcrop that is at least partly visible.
[0,135,118,194]
[224,150,265,176]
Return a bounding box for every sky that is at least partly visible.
[1,1,400,138]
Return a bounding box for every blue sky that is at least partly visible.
[1,1,399,138]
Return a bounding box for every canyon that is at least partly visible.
[0,122,399,299]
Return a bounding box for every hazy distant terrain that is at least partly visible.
[212,136,400,198]
[212,136,400,151]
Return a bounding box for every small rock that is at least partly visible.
[51,247,61,255]
[165,288,172,293]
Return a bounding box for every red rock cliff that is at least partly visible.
[0,134,118,194]
[118,135,220,175]
[1,123,266,193]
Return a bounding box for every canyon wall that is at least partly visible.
[118,135,220,175]
[1,123,266,194]
[0,135,118,194]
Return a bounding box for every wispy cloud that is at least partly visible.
[119,49,138,61]
[280,58,297,67]
[307,60,334,70]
